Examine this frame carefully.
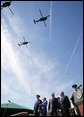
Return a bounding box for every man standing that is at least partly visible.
[60,91,71,116]
[70,94,80,116]
[48,93,59,116]
[34,95,42,116]
[40,97,47,116]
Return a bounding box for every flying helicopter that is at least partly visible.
[1,1,14,15]
[33,9,50,27]
[18,37,31,47]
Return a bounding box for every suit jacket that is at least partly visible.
[61,96,71,109]
[34,99,42,112]
[48,97,59,111]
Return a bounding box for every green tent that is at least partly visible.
[1,102,33,116]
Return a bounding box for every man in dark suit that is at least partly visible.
[48,93,59,116]
[34,95,42,116]
[60,91,71,116]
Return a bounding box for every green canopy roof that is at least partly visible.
[1,102,29,110]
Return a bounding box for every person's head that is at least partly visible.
[51,93,55,98]
[43,97,46,101]
[57,97,61,102]
[60,91,64,97]
[36,95,40,100]
[57,97,60,100]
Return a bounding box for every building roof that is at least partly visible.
[1,102,29,110]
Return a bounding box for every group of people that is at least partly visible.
[34,91,71,116]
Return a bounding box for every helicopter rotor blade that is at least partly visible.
[20,42,23,43]
[23,36,25,42]
[39,9,43,18]
[43,21,46,27]
[8,6,14,15]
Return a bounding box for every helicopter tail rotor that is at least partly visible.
[33,19,36,24]
[18,44,21,46]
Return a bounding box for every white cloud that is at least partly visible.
[63,31,82,77]
[1,18,33,96]
[2,10,25,40]
[1,82,9,94]
[1,80,21,101]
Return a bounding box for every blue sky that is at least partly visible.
[1,1,83,109]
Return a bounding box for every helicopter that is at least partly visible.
[33,9,50,27]
[18,37,31,47]
[1,1,14,15]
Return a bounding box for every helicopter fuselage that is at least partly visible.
[22,42,28,45]
[40,17,47,21]
[35,15,50,23]
[2,2,11,7]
